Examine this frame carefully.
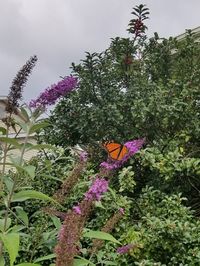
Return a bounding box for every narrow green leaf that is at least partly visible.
[102,261,117,265]
[50,216,61,230]
[83,230,121,244]
[11,190,60,206]
[29,122,49,134]
[34,254,56,263]
[41,174,62,182]
[3,176,14,193]
[15,207,29,226]
[21,143,34,150]
[8,225,25,233]
[108,187,116,200]
[32,108,44,120]
[15,263,41,266]
[0,233,19,266]
[13,115,28,132]
[27,144,55,151]
[20,106,30,122]
[0,137,20,148]
[0,218,11,232]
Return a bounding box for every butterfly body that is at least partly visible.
[103,142,128,161]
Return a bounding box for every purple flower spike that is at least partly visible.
[124,138,145,157]
[29,76,78,109]
[79,151,88,162]
[85,178,109,201]
[100,138,145,170]
[117,243,136,254]
[73,206,82,215]
[100,161,120,170]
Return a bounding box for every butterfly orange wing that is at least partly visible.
[103,142,128,161]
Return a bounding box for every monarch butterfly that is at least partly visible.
[103,141,128,161]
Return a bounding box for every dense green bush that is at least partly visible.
[45,33,200,150]
[42,14,200,212]
[120,187,200,265]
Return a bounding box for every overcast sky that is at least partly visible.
[0,0,200,103]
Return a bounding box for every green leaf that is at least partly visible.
[21,143,34,150]
[23,165,36,179]
[32,108,44,120]
[108,187,116,201]
[15,262,41,266]
[102,261,117,265]
[34,254,56,263]
[73,259,89,266]
[3,176,14,193]
[0,127,7,135]
[29,122,49,134]
[73,258,95,266]
[0,256,5,266]
[13,115,28,132]
[11,190,60,206]
[0,137,20,148]
[8,225,25,234]
[15,207,29,226]
[6,160,35,178]
[0,218,11,232]
[0,233,19,266]
[40,174,62,182]
[27,144,56,152]
[20,106,30,122]
[95,201,105,209]
[8,156,21,166]
[83,230,121,244]
[50,216,61,230]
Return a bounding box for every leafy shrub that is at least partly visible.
[120,187,200,265]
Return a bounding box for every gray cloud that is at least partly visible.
[0,0,199,103]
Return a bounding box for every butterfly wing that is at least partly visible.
[117,145,129,160]
[103,142,128,161]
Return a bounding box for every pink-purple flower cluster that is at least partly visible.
[29,76,78,109]
[73,205,82,214]
[85,178,109,201]
[79,151,88,162]
[125,138,145,156]
[100,138,145,170]
[119,208,125,215]
[116,243,136,254]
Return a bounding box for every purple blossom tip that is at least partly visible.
[124,138,145,156]
[119,208,125,215]
[79,151,88,162]
[116,243,136,254]
[100,161,120,170]
[73,206,82,214]
[29,76,78,109]
[85,178,109,201]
